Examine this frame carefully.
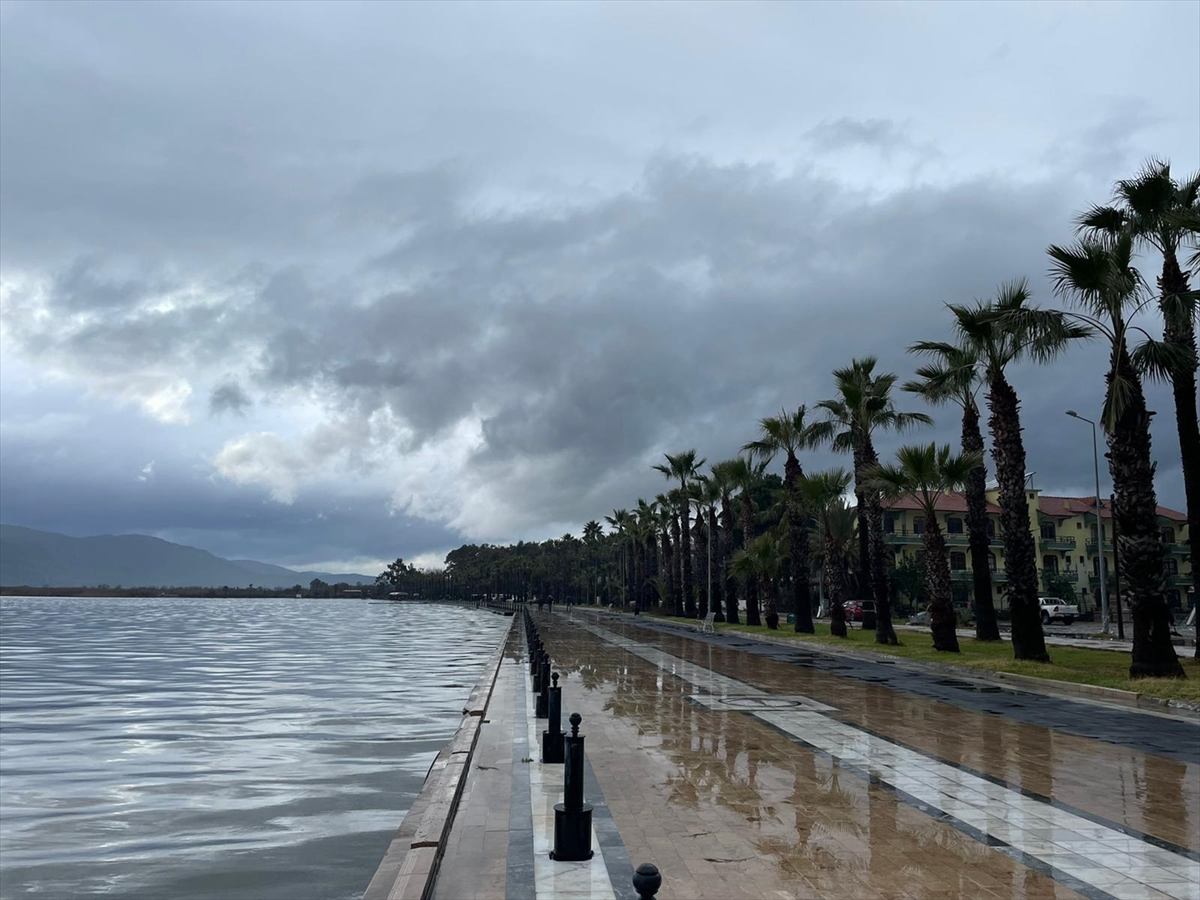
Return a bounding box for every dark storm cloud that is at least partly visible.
[1,0,1196,565]
[209,380,252,417]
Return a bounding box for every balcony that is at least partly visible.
[1085,539,1113,554]
[883,527,969,546]
[1040,536,1077,551]
[950,568,1007,582]
[1163,542,1189,555]
[1168,573,1192,587]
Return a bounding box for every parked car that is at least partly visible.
[908,607,931,626]
[1038,596,1079,625]
[844,599,875,622]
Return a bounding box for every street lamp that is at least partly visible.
[1066,410,1109,633]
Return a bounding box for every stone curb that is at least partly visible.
[362,614,514,900]
[594,610,1200,723]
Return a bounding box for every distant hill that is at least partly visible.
[0,525,375,588]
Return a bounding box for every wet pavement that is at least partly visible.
[434,608,1200,900]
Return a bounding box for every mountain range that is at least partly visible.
[0,525,376,588]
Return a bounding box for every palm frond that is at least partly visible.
[1130,337,1197,383]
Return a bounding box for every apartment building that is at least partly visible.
[882,488,1193,613]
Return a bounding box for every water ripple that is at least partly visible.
[0,597,509,899]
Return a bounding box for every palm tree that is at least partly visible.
[818,357,933,645]
[1079,160,1200,655]
[947,281,1085,662]
[604,509,633,609]
[582,520,603,605]
[654,450,707,618]
[1042,235,1189,678]
[866,444,981,652]
[693,474,725,621]
[743,406,826,634]
[710,460,741,624]
[799,469,855,638]
[653,494,675,615]
[904,343,1001,641]
[725,456,767,626]
[732,532,785,628]
[634,499,657,614]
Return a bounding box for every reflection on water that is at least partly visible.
[0,597,509,900]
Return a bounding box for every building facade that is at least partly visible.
[882,489,1193,614]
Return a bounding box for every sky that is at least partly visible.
[1,0,1198,575]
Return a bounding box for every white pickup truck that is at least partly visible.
[1038,597,1079,625]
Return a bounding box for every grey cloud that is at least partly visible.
[209,380,252,417]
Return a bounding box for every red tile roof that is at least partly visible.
[882,494,1001,515]
[1037,495,1187,523]
[881,492,1186,522]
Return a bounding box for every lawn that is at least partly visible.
[645,614,1200,704]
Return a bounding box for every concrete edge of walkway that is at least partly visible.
[597,610,1200,723]
[362,613,514,900]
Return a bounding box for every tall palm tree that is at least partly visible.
[653,494,675,615]
[1079,159,1200,655]
[866,444,981,653]
[1041,235,1189,678]
[693,474,725,621]
[655,450,707,618]
[582,520,603,605]
[710,460,740,624]
[604,509,633,609]
[743,406,826,634]
[634,498,657,614]
[904,343,1001,641]
[817,357,932,645]
[798,469,855,638]
[725,456,767,626]
[948,281,1085,662]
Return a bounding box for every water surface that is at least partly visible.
[0,597,508,899]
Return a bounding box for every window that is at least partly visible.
[1079,556,1085,565]
[1166,558,1179,576]
[1042,555,1058,574]
[1040,522,1056,540]
[884,515,897,534]
[913,517,926,535]
[1161,527,1176,544]
[986,519,996,539]
[1077,521,1083,529]
[1092,557,1109,576]
[947,517,964,534]
[987,552,997,572]
[950,552,967,570]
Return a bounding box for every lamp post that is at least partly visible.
[1066,411,1109,633]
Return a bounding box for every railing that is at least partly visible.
[1039,536,1077,551]
[1163,542,1189,555]
[950,568,1007,582]
[1085,539,1112,554]
[883,527,970,546]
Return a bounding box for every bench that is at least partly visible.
[694,612,716,634]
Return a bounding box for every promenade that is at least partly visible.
[369,607,1200,900]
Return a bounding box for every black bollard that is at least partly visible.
[632,864,662,899]
[532,649,543,693]
[541,673,564,764]
[535,656,550,718]
[529,640,540,676]
[550,713,593,861]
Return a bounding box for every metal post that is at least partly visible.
[541,673,564,764]
[1066,411,1109,633]
[551,713,593,860]
[536,657,550,718]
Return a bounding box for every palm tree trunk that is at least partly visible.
[710,507,725,622]
[1159,252,1200,657]
[987,371,1049,661]
[860,438,897,645]
[762,570,778,629]
[963,401,1000,640]
[827,531,847,637]
[923,519,960,652]
[1107,342,1185,678]
[680,481,697,619]
[721,497,739,624]
[785,451,815,634]
[660,528,673,615]
[670,512,683,616]
[740,495,760,626]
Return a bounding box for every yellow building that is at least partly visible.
[881,488,1193,614]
